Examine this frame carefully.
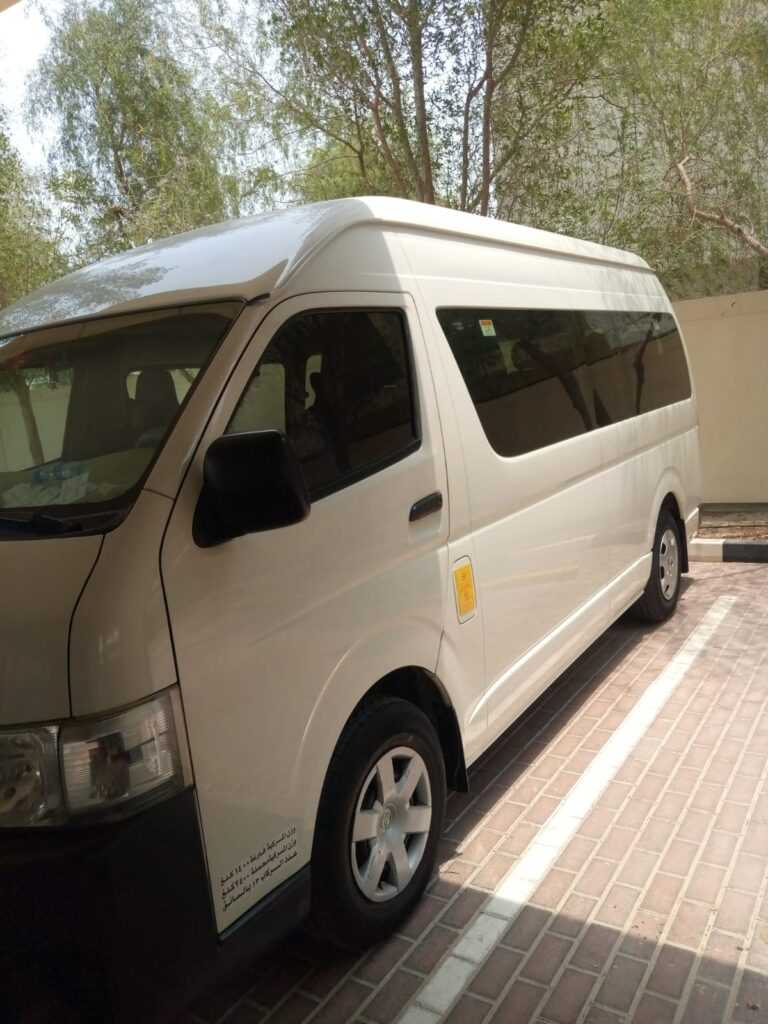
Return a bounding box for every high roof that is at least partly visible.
[0,196,651,338]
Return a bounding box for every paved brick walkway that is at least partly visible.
[181,563,768,1024]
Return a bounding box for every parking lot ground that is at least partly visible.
[181,563,768,1024]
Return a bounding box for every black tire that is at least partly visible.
[632,507,683,623]
[310,697,446,950]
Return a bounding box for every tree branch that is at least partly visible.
[675,156,768,259]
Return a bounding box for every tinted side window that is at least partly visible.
[583,312,691,423]
[437,308,691,457]
[436,309,593,457]
[227,310,418,498]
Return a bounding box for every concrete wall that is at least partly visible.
[675,290,768,504]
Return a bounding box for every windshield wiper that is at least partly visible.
[0,511,86,535]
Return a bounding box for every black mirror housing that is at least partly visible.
[193,430,310,547]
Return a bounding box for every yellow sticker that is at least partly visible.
[453,563,476,618]
[479,318,496,337]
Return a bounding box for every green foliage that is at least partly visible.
[0,108,67,309]
[31,0,242,260]
[286,139,398,204]
[206,0,606,219]
[513,0,768,296]
[600,0,768,293]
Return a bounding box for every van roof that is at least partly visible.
[0,196,652,338]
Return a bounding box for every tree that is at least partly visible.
[30,0,242,260]
[199,0,603,214]
[0,107,66,310]
[592,0,768,292]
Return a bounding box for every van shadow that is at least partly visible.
[184,597,768,1024]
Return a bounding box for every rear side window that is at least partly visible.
[437,309,691,458]
[227,309,419,499]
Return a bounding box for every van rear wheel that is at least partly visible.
[632,507,682,623]
[311,697,446,949]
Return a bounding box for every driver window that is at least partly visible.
[227,309,419,500]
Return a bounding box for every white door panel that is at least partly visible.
[424,314,615,696]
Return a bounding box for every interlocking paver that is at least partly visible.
[646,944,695,999]
[571,923,618,973]
[575,858,616,897]
[177,565,768,1024]
[732,851,767,893]
[618,848,658,888]
[668,900,713,948]
[596,953,647,1011]
[405,925,458,975]
[266,993,319,1024]
[469,947,523,1001]
[680,977,730,1024]
[520,932,573,986]
[686,862,726,903]
[530,869,575,909]
[502,906,551,952]
[444,994,491,1024]
[550,894,597,939]
[364,970,422,1023]
[539,968,594,1023]
[633,992,677,1023]
[490,979,544,1022]
[556,835,597,873]
[701,828,739,867]
[660,838,698,876]
[700,928,739,986]
[716,888,755,935]
[311,981,371,1024]
[355,935,412,985]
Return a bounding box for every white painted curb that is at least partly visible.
[689,538,724,562]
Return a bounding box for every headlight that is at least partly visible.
[0,727,61,826]
[0,690,184,827]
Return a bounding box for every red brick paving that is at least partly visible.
[181,564,768,1024]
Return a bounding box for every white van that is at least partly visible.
[0,198,699,1020]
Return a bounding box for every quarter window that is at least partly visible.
[227,309,419,499]
[437,308,691,458]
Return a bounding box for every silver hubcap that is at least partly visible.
[351,746,432,903]
[659,527,679,600]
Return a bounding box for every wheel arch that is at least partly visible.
[360,667,469,793]
[649,473,690,573]
[658,491,689,574]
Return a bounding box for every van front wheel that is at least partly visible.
[633,507,682,623]
[311,698,446,949]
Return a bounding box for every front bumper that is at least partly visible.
[0,787,310,1022]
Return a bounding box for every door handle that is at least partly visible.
[409,491,443,522]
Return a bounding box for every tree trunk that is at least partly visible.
[406,0,435,204]
[479,51,494,216]
[371,0,422,199]
[10,373,44,466]
[460,75,485,211]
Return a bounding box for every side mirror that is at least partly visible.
[193,430,310,548]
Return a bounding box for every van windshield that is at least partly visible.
[0,302,241,524]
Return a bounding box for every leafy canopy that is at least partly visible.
[31,0,242,260]
[0,106,67,309]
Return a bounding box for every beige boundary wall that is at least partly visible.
[674,289,768,504]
